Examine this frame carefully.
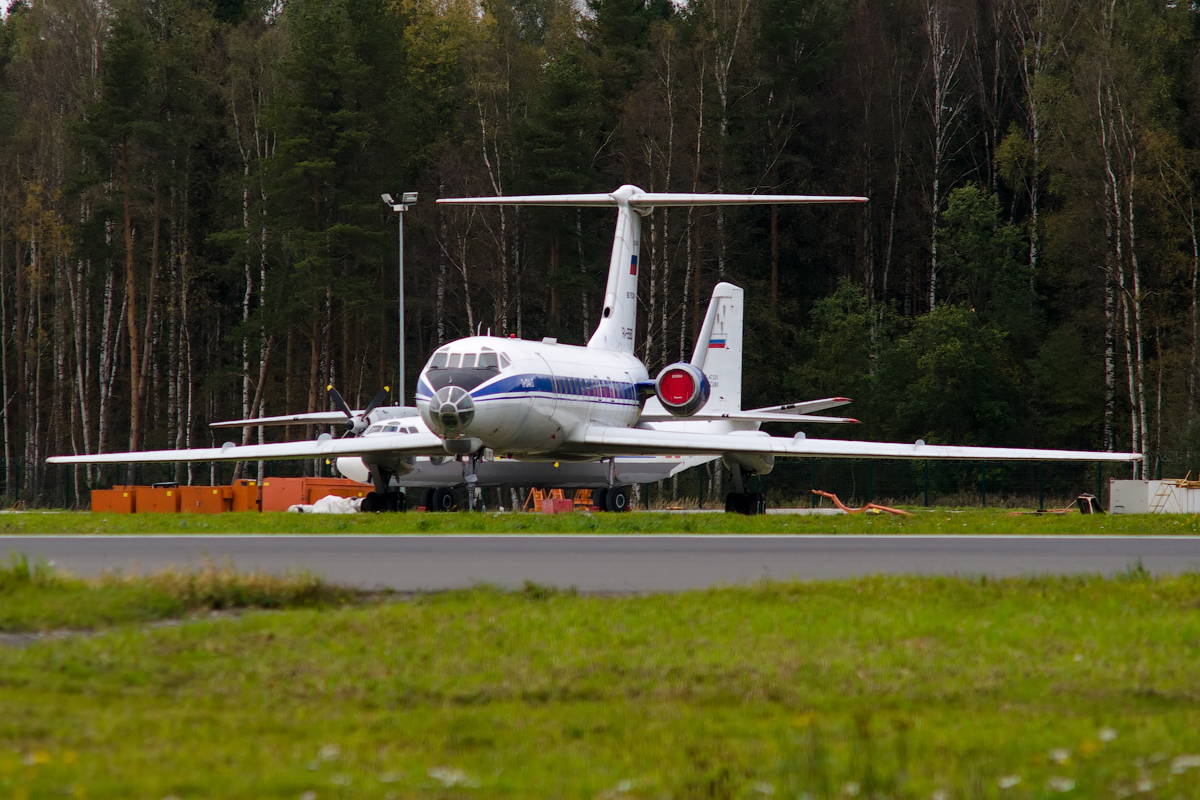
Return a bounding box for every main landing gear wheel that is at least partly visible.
[418,487,435,510]
[592,487,609,511]
[361,491,406,513]
[605,485,631,513]
[431,486,457,512]
[725,492,766,515]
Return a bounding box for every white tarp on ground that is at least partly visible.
[288,495,362,514]
[1110,479,1200,514]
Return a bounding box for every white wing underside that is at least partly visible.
[46,432,448,465]
[210,408,420,428]
[48,427,1140,465]
[636,412,859,424]
[570,426,1141,462]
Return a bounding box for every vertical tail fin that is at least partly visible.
[690,282,743,413]
[437,186,865,354]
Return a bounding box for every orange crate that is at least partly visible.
[230,479,260,512]
[91,488,135,513]
[541,498,575,514]
[134,486,180,513]
[306,479,369,504]
[178,486,229,514]
[261,478,305,511]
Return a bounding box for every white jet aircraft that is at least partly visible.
[49,185,1140,514]
[207,283,854,512]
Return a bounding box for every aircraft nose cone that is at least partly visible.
[430,386,475,438]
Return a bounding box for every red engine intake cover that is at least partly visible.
[659,368,696,405]
[654,362,711,416]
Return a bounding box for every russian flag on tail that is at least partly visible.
[708,337,726,349]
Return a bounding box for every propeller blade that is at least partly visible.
[363,386,390,416]
[327,385,352,418]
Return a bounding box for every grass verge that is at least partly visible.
[0,507,1195,534]
[0,554,362,632]
[2,571,1200,798]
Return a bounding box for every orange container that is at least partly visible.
[178,486,229,514]
[230,479,260,512]
[91,488,135,513]
[134,486,180,513]
[541,498,575,514]
[261,478,306,511]
[306,478,369,504]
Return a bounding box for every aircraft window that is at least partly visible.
[366,424,383,434]
[448,353,461,369]
[460,353,477,369]
[383,423,400,433]
[478,352,499,370]
[429,352,448,369]
[499,354,511,369]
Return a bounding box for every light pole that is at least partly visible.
[382,192,417,405]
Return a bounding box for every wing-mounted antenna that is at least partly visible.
[437,185,866,354]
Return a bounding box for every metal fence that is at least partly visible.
[644,457,1148,510]
[14,453,1172,511]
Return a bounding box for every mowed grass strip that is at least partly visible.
[2,573,1200,798]
[0,554,362,632]
[0,507,1196,534]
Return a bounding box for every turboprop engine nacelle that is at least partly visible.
[654,362,711,417]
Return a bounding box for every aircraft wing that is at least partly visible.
[636,412,859,424]
[571,426,1142,462]
[747,397,853,415]
[46,432,448,465]
[210,407,420,428]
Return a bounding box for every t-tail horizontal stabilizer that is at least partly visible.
[438,185,866,354]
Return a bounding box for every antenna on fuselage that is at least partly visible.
[437,186,866,355]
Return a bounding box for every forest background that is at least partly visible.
[1,0,1196,505]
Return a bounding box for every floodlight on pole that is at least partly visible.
[383,192,417,405]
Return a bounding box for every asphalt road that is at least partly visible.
[4,535,1199,591]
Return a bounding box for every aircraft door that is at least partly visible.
[520,353,564,454]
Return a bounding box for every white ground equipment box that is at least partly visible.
[1109,479,1200,514]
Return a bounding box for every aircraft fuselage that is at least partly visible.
[415,336,648,458]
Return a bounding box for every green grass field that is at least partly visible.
[2,560,1200,799]
[0,507,1196,535]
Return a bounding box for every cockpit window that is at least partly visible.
[447,353,461,369]
[383,423,400,433]
[478,351,499,370]
[429,352,448,369]
[366,423,383,434]
[460,353,477,369]
[499,353,511,369]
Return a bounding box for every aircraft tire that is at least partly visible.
[361,491,385,513]
[593,487,609,512]
[605,485,631,513]
[387,491,407,512]
[725,492,764,516]
[432,487,456,512]
[418,487,434,510]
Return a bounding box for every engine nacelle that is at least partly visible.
[335,456,415,484]
[654,362,711,417]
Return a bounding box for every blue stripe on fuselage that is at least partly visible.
[469,373,639,404]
